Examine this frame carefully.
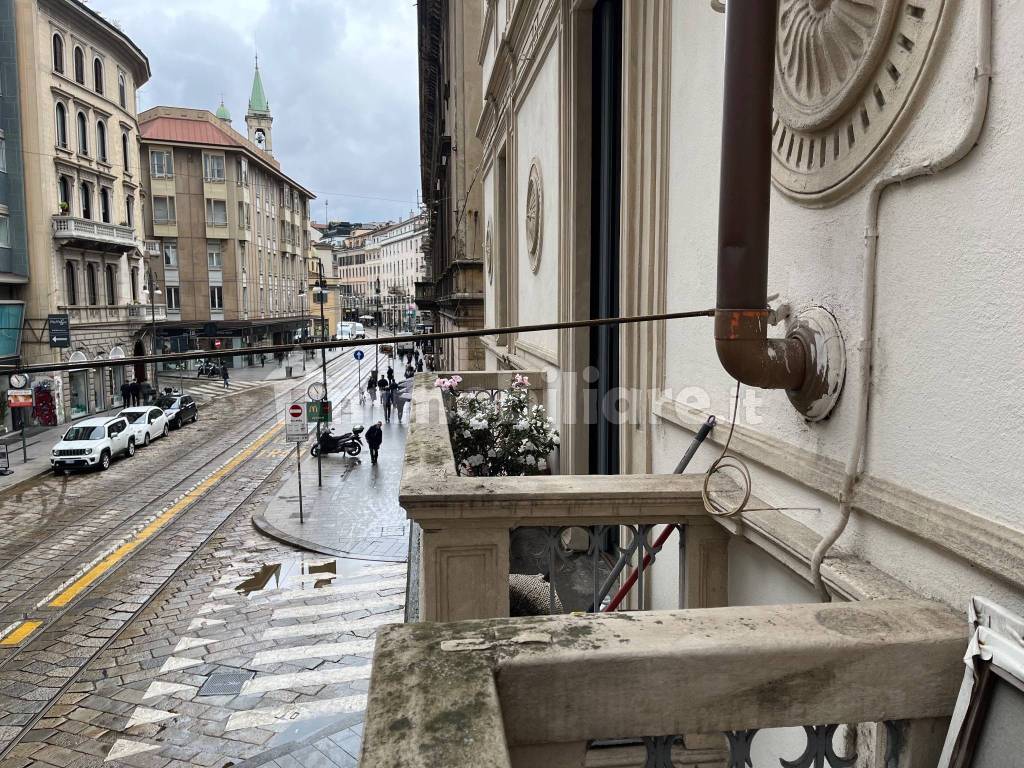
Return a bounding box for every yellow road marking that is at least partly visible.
[0,620,43,646]
[48,423,283,609]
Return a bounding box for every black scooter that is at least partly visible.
[310,425,364,458]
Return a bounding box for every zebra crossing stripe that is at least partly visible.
[224,695,368,732]
[240,662,372,695]
[261,612,399,641]
[272,596,402,621]
[249,637,376,666]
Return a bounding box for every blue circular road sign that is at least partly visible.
[353,350,365,361]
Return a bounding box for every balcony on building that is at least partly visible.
[52,216,138,253]
[361,371,972,766]
[414,280,436,310]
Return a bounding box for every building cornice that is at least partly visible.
[41,0,151,85]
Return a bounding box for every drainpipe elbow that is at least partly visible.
[714,309,806,391]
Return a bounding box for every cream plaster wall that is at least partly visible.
[513,34,560,361]
[655,3,1024,614]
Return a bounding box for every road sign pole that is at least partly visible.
[296,441,304,524]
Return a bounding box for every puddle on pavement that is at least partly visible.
[232,556,363,596]
[230,554,403,597]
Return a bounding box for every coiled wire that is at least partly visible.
[702,384,752,517]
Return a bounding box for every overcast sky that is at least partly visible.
[87,0,421,225]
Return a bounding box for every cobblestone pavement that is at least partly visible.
[0,345,405,766]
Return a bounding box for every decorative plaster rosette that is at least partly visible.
[772,0,949,204]
[484,218,494,284]
[525,160,543,273]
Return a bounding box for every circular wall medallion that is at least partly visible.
[484,218,494,284]
[525,161,543,273]
[772,0,949,204]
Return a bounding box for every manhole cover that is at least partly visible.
[198,669,255,696]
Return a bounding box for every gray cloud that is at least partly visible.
[88,0,421,223]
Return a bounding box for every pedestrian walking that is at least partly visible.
[120,381,131,407]
[379,375,393,422]
[260,353,266,368]
[396,373,413,424]
[386,365,394,383]
[221,364,230,389]
[366,421,383,465]
[129,380,141,407]
[367,371,378,404]
[416,358,424,373]
[405,363,415,379]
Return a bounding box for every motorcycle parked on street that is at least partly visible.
[196,360,220,378]
[310,425,364,458]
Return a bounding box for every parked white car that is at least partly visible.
[118,406,169,447]
[352,322,366,339]
[50,415,136,473]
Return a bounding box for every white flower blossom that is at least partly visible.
[538,458,548,471]
[467,454,484,467]
[525,455,536,465]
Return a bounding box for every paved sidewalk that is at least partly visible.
[253,397,410,562]
[0,347,359,495]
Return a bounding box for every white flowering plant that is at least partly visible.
[436,373,559,476]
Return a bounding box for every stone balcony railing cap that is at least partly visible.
[362,599,967,766]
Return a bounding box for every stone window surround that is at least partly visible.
[62,252,126,307]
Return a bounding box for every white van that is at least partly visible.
[351,322,366,339]
[337,322,353,340]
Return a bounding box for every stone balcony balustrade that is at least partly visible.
[369,371,971,767]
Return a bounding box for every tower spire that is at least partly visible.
[246,56,274,154]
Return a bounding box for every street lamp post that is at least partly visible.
[312,261,329,488]
[374,276,381,377]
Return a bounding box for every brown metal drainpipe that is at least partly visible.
[716,0,806,390]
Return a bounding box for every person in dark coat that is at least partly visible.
[379,375,393,422]
[120,381,131,407]
[367,371,378,404]
[416,358,424,373]
[221,364,230,389]
[366,421,383,465]
[129,380,141,407]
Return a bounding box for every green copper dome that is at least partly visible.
[248,62,270,116]
[215,99,232,121]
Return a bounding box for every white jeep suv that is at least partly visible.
[51,415,136,473]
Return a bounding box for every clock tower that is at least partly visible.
[245,57,273,155]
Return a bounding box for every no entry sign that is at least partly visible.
[286,403,308,442]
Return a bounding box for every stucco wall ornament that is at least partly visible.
[484,218,494,284]
[772,0,949,204]
[525,160,543,274]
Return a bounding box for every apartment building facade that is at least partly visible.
[138,74,313,364]
[12,0,150,423]
[417,0,484,369]
[366,213,426,330]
